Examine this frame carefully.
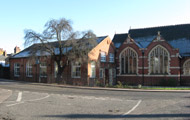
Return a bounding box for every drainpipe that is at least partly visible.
[114,49,117,86]
[142,49,145,86]
[179,55,182,86]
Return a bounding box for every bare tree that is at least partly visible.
[24,18,97,83]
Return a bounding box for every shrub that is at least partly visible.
[116,81,123,88]
[160,79,178,87]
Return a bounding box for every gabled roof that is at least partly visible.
[11,36,107,58]
[112,24,190,57]
[112,33,128,48]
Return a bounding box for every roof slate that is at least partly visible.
[11,36,107,58]
[112,24,190,57]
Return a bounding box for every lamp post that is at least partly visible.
[142,49,145,86]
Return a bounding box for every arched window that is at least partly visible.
[183,59,190,75]
[149,45,169,74]
[120,47,138,74]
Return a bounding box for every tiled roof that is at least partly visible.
[112,24,190,57]
[112,33,128,48]
[11,36,107,58]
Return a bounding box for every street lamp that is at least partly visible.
[142,49,145,86]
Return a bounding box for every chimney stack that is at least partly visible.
[14,46,21,54]
[3,50,7,56]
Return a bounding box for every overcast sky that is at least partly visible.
[0,0,190,53]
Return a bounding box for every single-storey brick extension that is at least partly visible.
[10,24,190,86]
[9,36,116,86]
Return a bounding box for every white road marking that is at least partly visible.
[24,94,50,102]
[16,92,22,102]
[6,101,25,107]
[6,94,50,107]
[122,100,142,116]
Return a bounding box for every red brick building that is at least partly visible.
[112,24,190,86]
[9,36,116,86]
[9,24,190,86]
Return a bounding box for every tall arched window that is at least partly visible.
[120,47,138,74]
[149,45,169,74]
[183,59,190,75]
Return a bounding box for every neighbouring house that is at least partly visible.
[9,36,116,86]
[113,24,190,86]
[0,50,9,78]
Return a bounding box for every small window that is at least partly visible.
[90,61,96,78]
[99,68,104,78]
[109,53,114,62]
[100,51,106,62]
[26,62,32,77]
[72,62,81,78]
[14,63,20,77]
[40,62,47,77]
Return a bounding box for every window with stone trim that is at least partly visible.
[149,45,169,74]
[120,47,138,74]
[109,53,114,62]
[14,63,20,77]
[26,61,32,77]
[100,51,106,62]
[99,68,104,78]
[90,61,96,78]
[54,61,63,78]
[40,62,47,77]
[183,59,190,75]
[72,61,81,78]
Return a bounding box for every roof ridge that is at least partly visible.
[130,23,190,31]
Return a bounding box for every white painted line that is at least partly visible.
[7,94,50,107]
[16,92,22,102]
[122,100,142,116]
[6,101,25,107]
[25,94,50,102]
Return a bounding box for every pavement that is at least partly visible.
[0,79,190,92]
[0,88,12,104]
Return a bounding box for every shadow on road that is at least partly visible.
[40,113,190,119]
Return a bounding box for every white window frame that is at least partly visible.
[109,53,114,63]
[90,61,96,78]
[148,45,170,75]
[14,63,20,77]
[100,51,106,62]
[183,59,190,75]
[54,62,58,78]
[40,62,47,77]
[26,62,32,77]
[54,61,63,78]
[99,68,104,78]
[119,47,138,74]
[72,61,81,78]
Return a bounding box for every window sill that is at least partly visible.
[14,75,20,77]
[121,73,137,75]
[26,76,33,78]
[72,76,81,78]
[150,73,169,75]
[40,76,47,78]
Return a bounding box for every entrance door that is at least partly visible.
[109,69,113,85]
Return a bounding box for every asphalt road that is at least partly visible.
[0,79,190,120]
